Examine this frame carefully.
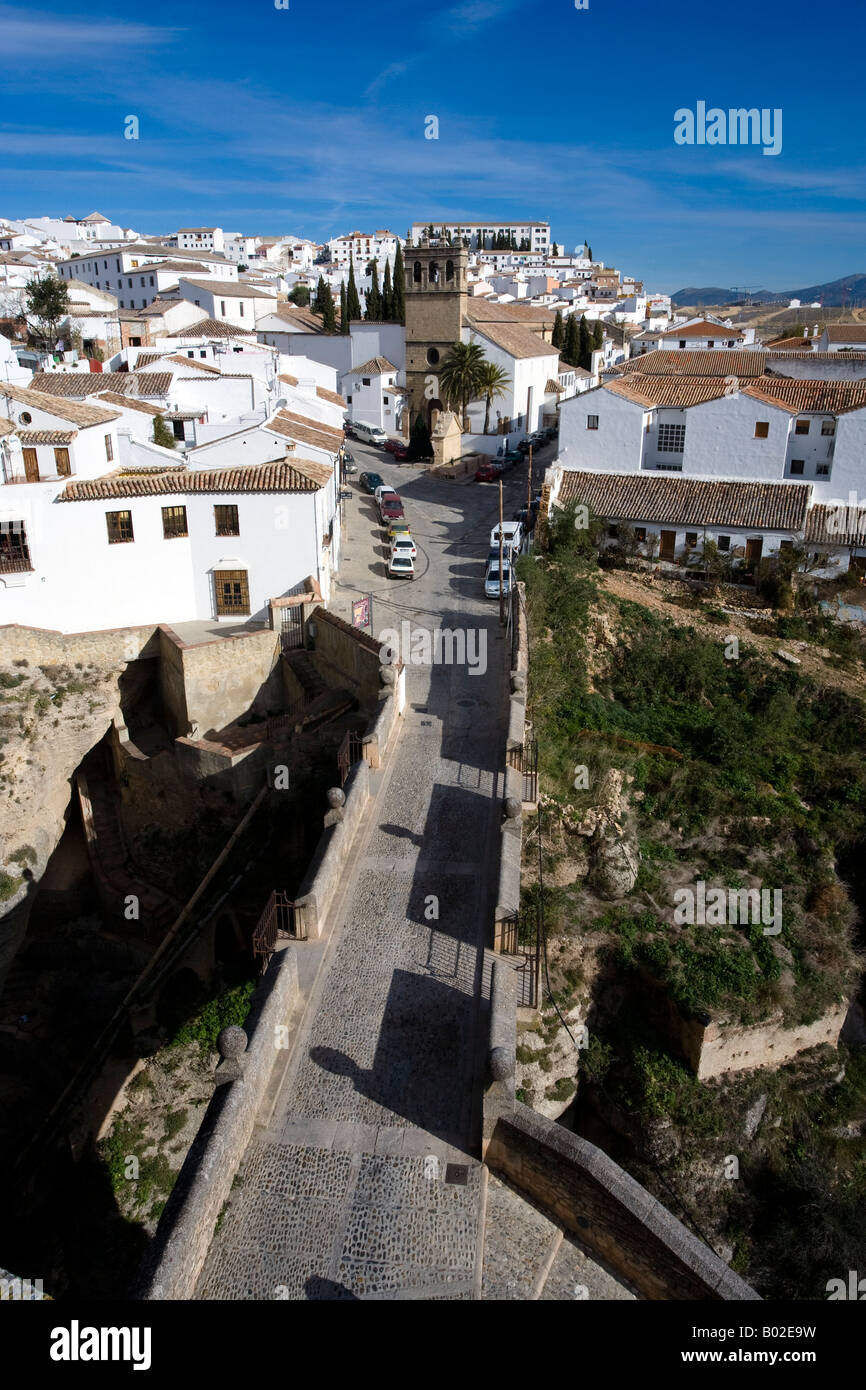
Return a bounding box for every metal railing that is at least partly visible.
[252,889,307,968]
[337,729,364,785]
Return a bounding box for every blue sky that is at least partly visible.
[1,0,864,293]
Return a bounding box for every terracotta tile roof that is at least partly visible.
[620,350,767,378]
[175,318,255,338]
[179,278,274,297]
[163,355,221,374]
[29,370,173,398]
[545,378,565,393]
[17,429,77,444]
[353,356,397,375]
[268,303,325,333]
[0,384,121,427]
[767,349,866,362]
[94,391,164,416]
[138,260,209,274]
[316,384,345,408]
[766,335,815,349]
[134,352,169,367]
[741,378,866,415]
[279,373,299,386]
[264,409,343,451]
[57,458,331,502]
[605,375,733,408]
[558,470,811,531]
[824,325,866,343]
[471,319,558,360]
[804,503,866,547]
[465,300,556,328]
[660,320,744,339]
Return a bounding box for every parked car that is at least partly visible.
[374,484,399,504]
[475,463,499,483]
[512,507,529,526]
[484,562,512,599]
[391,444,410,461]
[542,425,558,442]
[502,449,523,465]
[391,534,417,560]
[379,495,405,521]
[383,438,407,455]
[387,519,412,542]
[360,471,384,493]
[388,551,415,579]
[343,454,358,475]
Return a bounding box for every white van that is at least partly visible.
[490,521,523,556]
[353,421,388,446]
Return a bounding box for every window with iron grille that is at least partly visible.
[106,510,134,544]
[214,504,240,536]
[214,569,250,616]
[821,419,836,436]
[161,505,188,539]
[657,422,686,452]
[634,527,646,542]
[685,531,698,547]
[0,520,31,573]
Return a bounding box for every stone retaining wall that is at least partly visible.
[138,943,300,1300]
[679,1003,848,1080]
[294,758,371,938]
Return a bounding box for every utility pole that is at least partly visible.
[526,443,533,521]
[498,478,505,627]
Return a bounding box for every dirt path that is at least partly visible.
[600,569,866,700]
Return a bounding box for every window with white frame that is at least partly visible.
[657,422,686,452]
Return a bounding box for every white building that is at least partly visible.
[175,279,278,327]
[339,357,405,432]
[411,221,550,254]
[327,230,401,270]
[55,244,237,311]
[176,227,225,254]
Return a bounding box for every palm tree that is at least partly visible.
[476,360,510,434]
[438,341,487,431]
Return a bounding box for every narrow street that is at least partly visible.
[195,445,540,1299]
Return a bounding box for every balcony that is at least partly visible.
[0,550,33,574]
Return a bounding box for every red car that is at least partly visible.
[383,438,406,455]
[392,444,410,461]
[475,464,499,482]
[379,495,405,520]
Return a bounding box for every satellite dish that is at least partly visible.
[274,397,287,409]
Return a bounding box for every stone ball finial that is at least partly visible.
[218,1025,248,1061]
[503,796,521,820]
[326,787,346,810]
[380,664,396,686]
[511,671,527,694]
[490,1046,515,1082]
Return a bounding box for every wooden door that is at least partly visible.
[23,448,40,482]
[659,529,676,561]
[745,538,763,568]
[54,447,71,477]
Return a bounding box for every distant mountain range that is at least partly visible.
[670,274,866,307]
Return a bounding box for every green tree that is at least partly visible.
[438,340,487,430]
[551,242,559,257]
[562,314,579,366]
[592,321,604,351]
[391,243,405,324]
[552,309,564,349]
[578,315,592,370]
[476,360,510,435]
[288,284,310,307]
[319,281,337,333]
[365,262,382,321]
[381,259,393,321]
[152,416,176,450]
[313,275,328,315]
[407,411,433,460]
[25,273,70,348]
[345,258,362,323]
[587,244,593,260]
[339,282,348,333]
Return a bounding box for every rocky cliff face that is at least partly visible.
[0,657,123,995]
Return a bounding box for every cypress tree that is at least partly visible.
[340,281,348,333]
[320,282,337,333]
[407,411,433,461]
[588,244,593,261]
[552,309,564,350]
[592,321,604,351]
[366,262,382,321]
[578,315,591,370]
[314,275,327,315]
[391,243,405,324]
[382,260,393,321]
[346,258,362,323]
[562,314,579,366]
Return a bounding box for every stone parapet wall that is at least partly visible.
[138,944,300,1300]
